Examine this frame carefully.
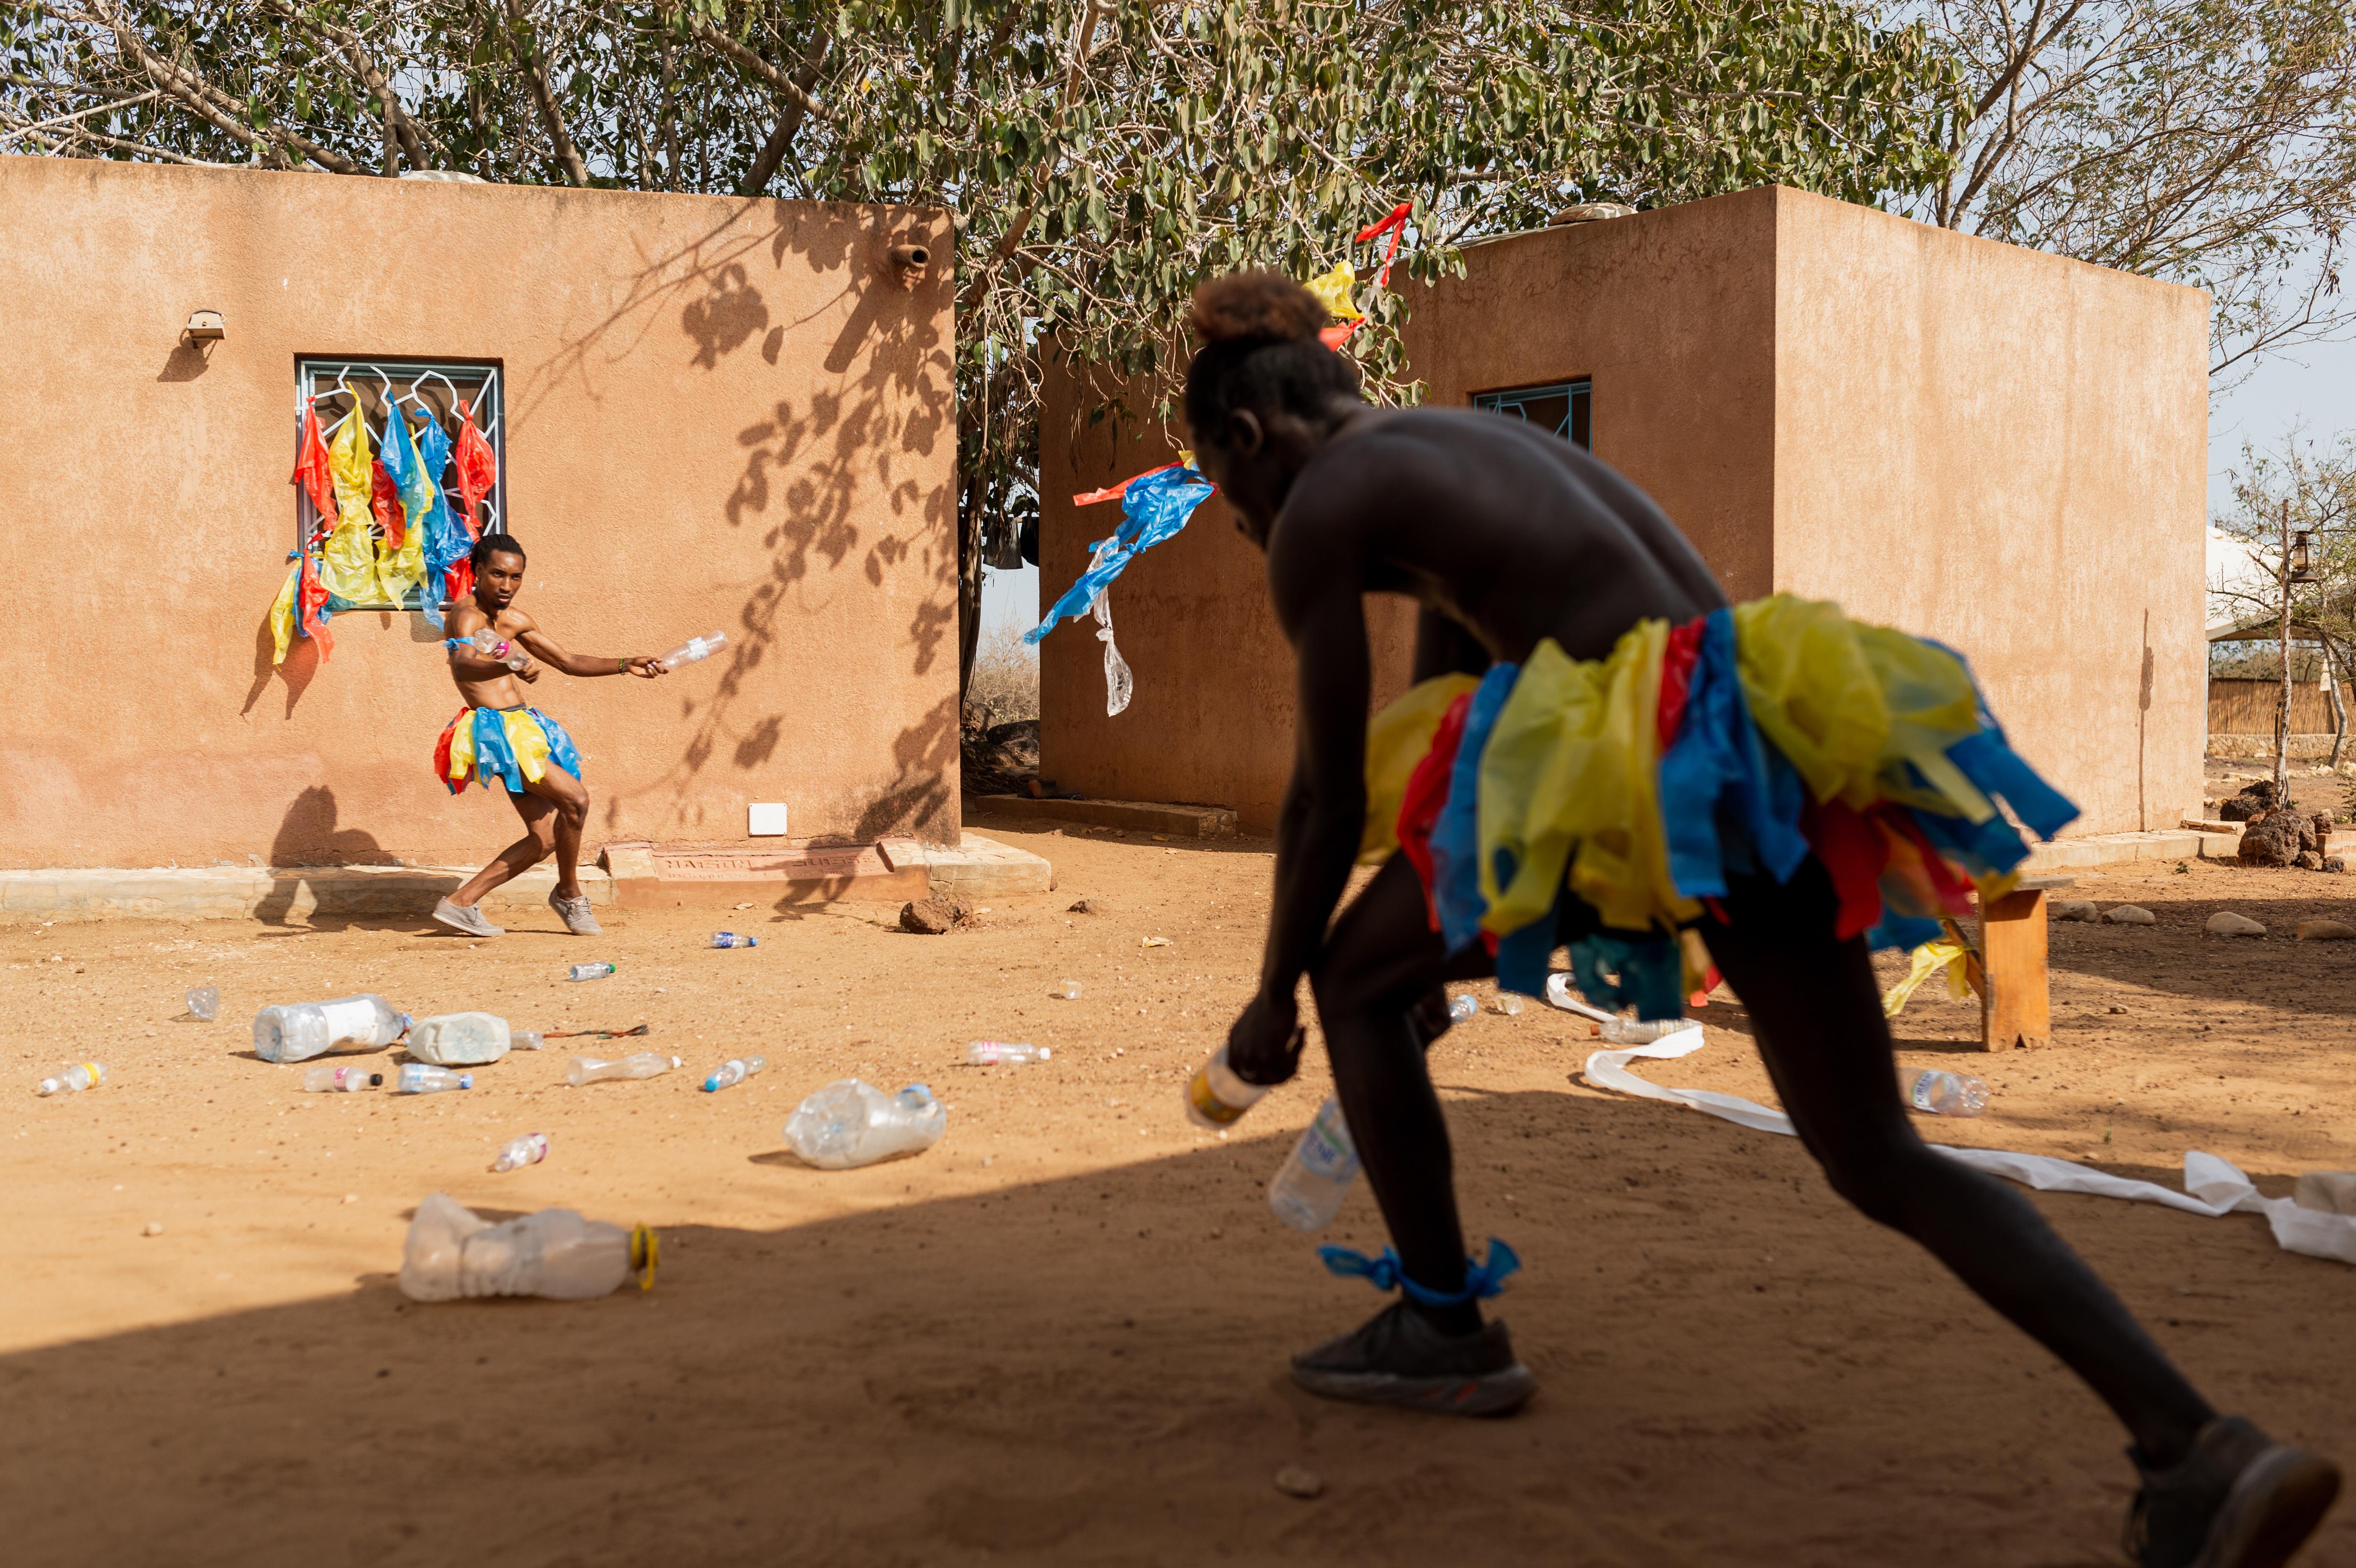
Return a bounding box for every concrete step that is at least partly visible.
[971,795,1237,837]
[0,862,612,923]
[600,833,1053,909]
[2021,829,2238,871]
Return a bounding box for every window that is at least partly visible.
[1473,379,1591,450]
[294,358,505,610]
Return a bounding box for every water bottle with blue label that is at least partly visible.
[1268,1097,1362,1232]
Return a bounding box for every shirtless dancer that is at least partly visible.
[430,535,665,938]
[1187,273,2338,1568]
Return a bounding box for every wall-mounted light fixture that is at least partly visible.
[2291,529,2317,583]
[182,309,226,343]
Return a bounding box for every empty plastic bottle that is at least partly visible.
[407,1011,511,1066]
[491,1133,550,1173]
[567,1052,679,1087]
[399,1192,654,1302]
[185,985,220,1021]
[36,1061,107,1097]
[464,627,531,670]
[1448,994,1480,1024]
[784,1079,946,1169]
[1907,1069,1990,1117]
[1053,980,1082,1000]
[567,963,617,982]
[702,1056,766,1092]
[396,1063,473,1094]
[302,1065,382,1093]
[657,632,728,670]
[1268,1098,1362,1232]
[1492,995,1526,1017]
[966,1041,1050,1066]
[710,932,759,948]
[253,994,411,1064]
[512,1030,545,1051]
[1184,1044,1271,1130]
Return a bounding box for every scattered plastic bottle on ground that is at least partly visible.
[658,632,728,670]
[396,1063,474,1095]
[407,1011,511,1066]
[1907,1069,1990,1117]
[36,1061,107,1097]
[253,994,411,1064]
[702,1056,767,1092]
[567,1052,679,1087]
[784,1079,947,1169]
[303,1065,382,1093]
[567,963,617,982]
[1269,1097,1362,1232]
[491,1133,550,1173]
[465,627,531,671]
[185,985,220,1021]
[399,1192,654,1302]
[1493,994,1526,1017]
[512,1030,545,1051]
[710,932,759,949]
[966,1041,1051,1066]
[1448,994,1479,1024]
[1185,1044,1271,1130]
[1053,980,1082,1000]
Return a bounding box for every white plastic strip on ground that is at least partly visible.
[1565,1013,2356,1267]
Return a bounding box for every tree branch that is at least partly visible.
[498,0,588,186]
[689,18,826,120]
[738,31,829,196]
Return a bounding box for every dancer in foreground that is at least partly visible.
[430,535,665,938]
[1190,272,2337,1567]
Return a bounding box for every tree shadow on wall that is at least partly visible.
[527,199,958,845]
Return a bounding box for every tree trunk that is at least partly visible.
[2277,501,2293,798]
[957,466,984,710]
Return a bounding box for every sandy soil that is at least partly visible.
[3,818,2353,1567]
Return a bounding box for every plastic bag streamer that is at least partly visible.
[1025,463,1215,646]
[1318,1237,1522,1308]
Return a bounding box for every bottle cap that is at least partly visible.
[368,1073,383,1087]
[458,1074,474,1089]
[1037,1047,1052,1060]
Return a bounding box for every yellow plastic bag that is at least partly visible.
[267,564,298,665]
[1359,673,1481,861]
[1732,596,1890,808]
[1303,261,1363,323]
[1880,939,1972,1018]
[322,414,381,603]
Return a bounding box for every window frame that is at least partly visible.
[1472,378,1592,451]
[293,356,507,612]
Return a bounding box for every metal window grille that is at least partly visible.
[1472,379,1592,450]
[294,357,506,611]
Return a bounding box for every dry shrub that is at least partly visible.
[965,626,1039,728]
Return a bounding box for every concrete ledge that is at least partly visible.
[971,795,1237,837]
[924,833,1056,899]
[0,863,613,923]
[2208,733,2341,761]
[2021,830,2238,872]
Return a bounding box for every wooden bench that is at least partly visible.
[1939,873,2073,1052]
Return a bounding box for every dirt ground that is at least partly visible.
[3,815,2353,1567]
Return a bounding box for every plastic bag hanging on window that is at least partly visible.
[1093,591,1133,717]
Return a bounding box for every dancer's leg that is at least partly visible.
[449,789,559,908]
[1697,862,2213,1466]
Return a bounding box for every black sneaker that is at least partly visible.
[2124,1416,2340,1568]
[1289,1300,1536,1416]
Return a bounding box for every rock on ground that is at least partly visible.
[2218,779,2286,821]
[2051,900,2097,921]
[898,898,976,935]
[2296,919,2356,941]
[2206,911,2268,937]
[2102,904,2156,925]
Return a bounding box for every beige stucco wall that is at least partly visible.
[0,156,957,870]
[1038,185,2206,838]
[1769,190,2209,835]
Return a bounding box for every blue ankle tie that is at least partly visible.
[1317,1238,1521,1308]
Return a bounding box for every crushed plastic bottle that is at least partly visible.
[1907,1069,1990,1117]
[1053,980,1082,1000]
[567,963,617,982]
[512,1030,545,1051]
[967,1041,1051,1066]
[253,994,411,1064]
[1184,1044,1271,1130]
[465,627,532,671]
[701,1056,766,1092]
[1268,1097,1361,1232]
[1447,994,1479,1024]
[185,985,220,1021]
[407,1011,511,1067]
[491,1133,550,1173]
[657,631,728,670]
[35,1061,107,1097]
[395,1063,473,1095]
[709,932,759,948]
[302,1065,382,1093]
[784,1079,946,1169]
[1542,974,1700,1044]
[1492,994,1526,1017]
[399,1192,654,1302]
[567,1052,679,1087]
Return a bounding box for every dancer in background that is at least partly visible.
[1187,271,2336,1568]
[431,535,665,938]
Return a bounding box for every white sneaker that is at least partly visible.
[548,889,604,936]
[433,897,504,937]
